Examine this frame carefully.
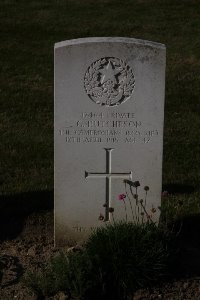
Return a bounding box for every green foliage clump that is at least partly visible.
[85,222,175,300]
[25,222,176,300]
[25,251,93,299]
[25,253,69,297]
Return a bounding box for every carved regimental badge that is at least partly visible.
[84,57,135,106]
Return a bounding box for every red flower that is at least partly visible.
[118,194,126,200]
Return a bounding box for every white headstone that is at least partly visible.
[54,37,166,245]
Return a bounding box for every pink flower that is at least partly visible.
[118,194,126,200]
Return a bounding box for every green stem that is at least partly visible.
[130,185,138,223]
[140,202,153,223]
[125,182,135,221]
[123,199,128,222]
[111,212,115,224]
[144,191,148,207]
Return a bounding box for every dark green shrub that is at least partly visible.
[85,221,176,300]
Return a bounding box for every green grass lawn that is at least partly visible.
[0,0,200,218]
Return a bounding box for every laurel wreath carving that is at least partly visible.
[84,57,135,107]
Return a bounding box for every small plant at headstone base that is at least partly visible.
[90,179,180,299]
[108,179,157,226]
[120,179,183,236]
[24,182,178,300]
[85,221,177,300]
[124,179,185,244]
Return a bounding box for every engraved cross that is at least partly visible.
[85,148,132,221]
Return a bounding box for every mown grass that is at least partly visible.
[0,0,200,218]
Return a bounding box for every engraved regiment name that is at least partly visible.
[59,111,159,145]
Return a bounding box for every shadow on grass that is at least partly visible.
[0,190,53,241]
[163,184,195,195]
[174,214,200,277]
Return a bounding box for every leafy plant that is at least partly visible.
[85,221,176,300]
[25,253,68,297]
[25,250,95,299]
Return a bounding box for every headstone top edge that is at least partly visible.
[54,37,166,50]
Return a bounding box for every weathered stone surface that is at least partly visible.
[54,37,166,245]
